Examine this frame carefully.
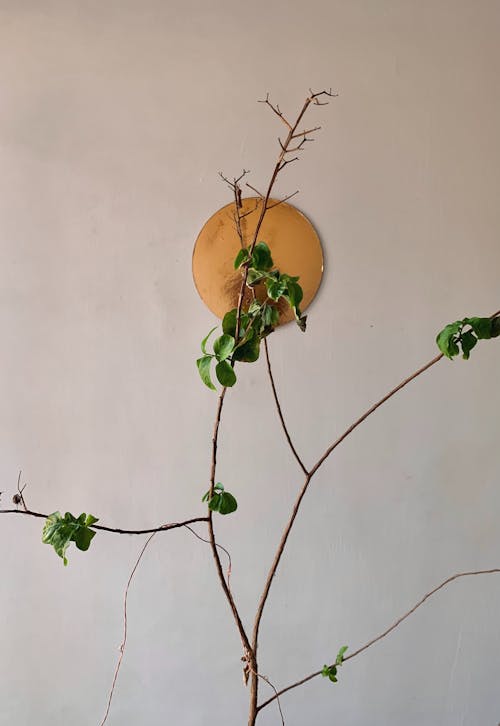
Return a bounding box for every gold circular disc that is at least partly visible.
[192,198,324,325]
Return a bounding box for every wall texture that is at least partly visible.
[1,2,499,725]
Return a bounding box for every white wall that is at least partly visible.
[1,2,499,724]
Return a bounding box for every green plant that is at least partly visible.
[1,89,499,726]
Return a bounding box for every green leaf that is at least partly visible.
[436,321,462,359]
[247,269,267,287]
[222,309,250,340]
[234,248,249,269]
[215,360,237,387]
[266,276,287,301]
[285,279,303,308]
[460,330,477,360]
[336,645,348,666]
[233,331,260,362]
[42,510,98,565]
[201,327,217,354]
[208,490,238,515]
[466,317,492,339]
[196,355,215,390]
[218,491,238,514]
[251,241,273,271]
[321,665,338,683]
[213,334,235,361]
[73,527,96,552]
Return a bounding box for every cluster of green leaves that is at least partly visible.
[436,316,500,360]
[234,241,307,331]
[202,483,238,515]
[197,241,307,390]
[321,645,348,684]
[42,511,99,566]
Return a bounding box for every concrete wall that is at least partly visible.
[1,2,499,724]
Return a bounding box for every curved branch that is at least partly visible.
[0,508,208,535]
[263,339,309,475]
[257,567,500,711]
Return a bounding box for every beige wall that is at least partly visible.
[1,1,499,724]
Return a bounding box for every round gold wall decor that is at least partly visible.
[192,198,324,325]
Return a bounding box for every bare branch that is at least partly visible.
[278,157,299,172]
[258,93,292,129]
[257,567,500,711]
[251,666,285,724]
[263,339,308,474]
[246,182,264,199]
[100,532,158,725]
[266,191,299,211]
[291,126,321,139]
[0,508,209,535]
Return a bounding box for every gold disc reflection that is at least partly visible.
[192,198,324,325]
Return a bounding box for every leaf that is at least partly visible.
[266,276,287,301]
[42,511,98,565]
[460,330,477,360]
[213,334,235,361]
[208,490,238,515]
[491,317,500,338]
[436,321,462,359]
[196,355,216,390]
[336,645,348,666]
[285,279,303,308]
[234,248,249,269]
[466,317,492,340]
[218,491,238,515]
[251,241,274,272]
[233,331,260,362]
[247,269,267,287]
[73,527,96,552]
[201,327,217,354]
[321,665,338,683]
[222,309,250,340]
[215,360,237,387]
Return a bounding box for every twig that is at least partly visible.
[184,523,232,587]
[99,533,158,725]
[246,182,264,199]
[257,567,500,711]
[0,508,209,535]
[263,339,308,475]
[265,191,299,211]
[251,668,285,725]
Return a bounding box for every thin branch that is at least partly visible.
[0,508,208,535]
[252,668,285,725]
[263,339,308,475]
[99,532,158,725]
[291,126,321,139]
[184,523,232,587]
[206,388,254,663]
[266,191,300,210]
[258,94,292,129]
[310,306,500,477]
[278,157,299,172]
[246,182,264,199]
[257,567,500,711]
